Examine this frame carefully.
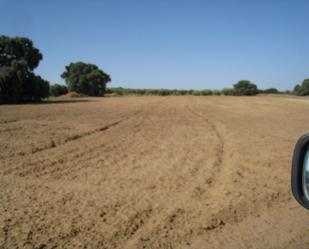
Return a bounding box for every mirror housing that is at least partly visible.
[291,134,309,209]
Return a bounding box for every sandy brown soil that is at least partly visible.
[1,95,309,249]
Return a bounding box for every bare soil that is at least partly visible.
[1,95,309,249]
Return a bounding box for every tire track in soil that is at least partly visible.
[0,102,152,249]
[50,106,150,180]
[0,108,144,178]
[95,100,195,248]
[99,99,187,242]
[123,97,230,249]
[35,99,180,248]
[31,109,143,154]
[179,98,295,248]
[91,98,182,247]
[119,97,226,249]
[186,97,225,186]
[182,98,249,238]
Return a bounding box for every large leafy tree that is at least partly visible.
[293,79,309,96]
[0,35,49,103]
[233,80,258,96]
[61,62,111,96]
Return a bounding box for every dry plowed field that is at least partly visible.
[1,96,309,249]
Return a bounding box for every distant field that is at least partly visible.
[1,96,309,249]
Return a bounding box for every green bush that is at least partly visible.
[112,88,124,95]
[192,90,201,96]
[293,79,309,96]
[158,89,171,96]
[50,84,68,96]
[233,80,258,96]
[213,90,221,95]
[171,90,180,95]
[178,90,189,95]
[222,88,234,96]
[261,88,279,94]
[201,89,213,96]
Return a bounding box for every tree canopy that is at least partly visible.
[233,80,258,96]
[0,35,49,103]
[261,88,279,94]
[293,79,309,96]
[50,84,68,96]
[222,88,234,96]
[61,62,111,96]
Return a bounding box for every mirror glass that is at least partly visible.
[302,148,309,200]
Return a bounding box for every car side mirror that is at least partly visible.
[291,134,309,209]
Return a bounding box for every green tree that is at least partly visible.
[213,90,221,95]
[201,89,213,96]
[293,79,309,96]
[233,80,258,96]
[222,88,234,96]
[61,62,111,96]
[0,35,49,103]
[192,90,201,96]
[50,84,68,96]
[301,79,309,95]
[293,84,301,95]
[261,88,279,94]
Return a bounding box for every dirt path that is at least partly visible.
[1,96,309,249]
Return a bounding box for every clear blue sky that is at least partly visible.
[1,0,309,90]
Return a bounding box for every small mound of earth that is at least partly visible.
[62,91,83,98]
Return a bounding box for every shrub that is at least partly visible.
[50,84,68,96]
[171,89,182,95]
[192,90,201,96]
[222,88,234,96]
[233,80,258,96]
[213,90,221,95]
[261,88,279,94]
[158,89,172,96]
[293,79,309,96]
[201,89,213,96]
[178,90,188,95]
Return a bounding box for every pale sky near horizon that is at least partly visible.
[1,0,309,90]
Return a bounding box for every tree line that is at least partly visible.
[105,85,291,97]
[0,35,308,104]
[107,81,260,96]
